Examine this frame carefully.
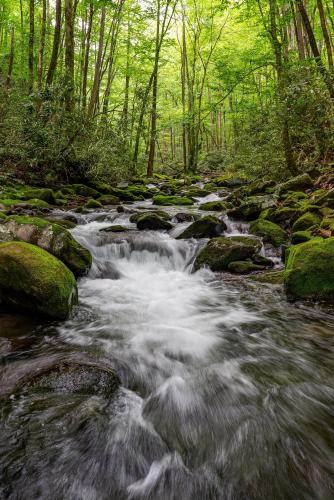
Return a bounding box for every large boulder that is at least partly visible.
[277,174,313,196]
[194,236,261,271]
[22,188,56,204]
[0,241,77,319]
[136,213,173,231]
[284,237,334,301]
[1,216,91,277]
[177,216,226,239]
[129,210,171,223]
[227,195,275,221]
[250,219,288,247]
[199,201,227,211]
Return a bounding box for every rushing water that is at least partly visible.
[1,202,334,500]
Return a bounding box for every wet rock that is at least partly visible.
[86,198,103,209]
[199,201,227,211]
[2,216,91,277]
[45,217,76,229]
[0,356,120,398]
[284,237,334,301]
[250,219,288,247]
[129,210,171,223]
[153,195,194,206]
[177,216,226,239]
[0,241,77,319]
[250,270,284,284]
[227,260,267,274]
[100,225,127,233]
[228,195,275,221]
[136,213,173,231]
[97,195,120,205]
[277,174,313,196]
[174,212,194,223]
[252,254,274,267]
[194,236,260,272]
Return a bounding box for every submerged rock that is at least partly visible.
[194,236,260,272]
[2,216,91,277]
[177,216,226,239]
[0,241,77,319]
[284,237,334,301]
[250,219,288,247]
[174,212,194,223]
[136,213,173,231]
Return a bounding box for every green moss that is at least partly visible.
[250,219,288,247]
[22,188,56,204]
[292,212,322,232]
[153,195,194,206]
[25,198,50,208]
[129,210,171,223]
[194,236,259,271]
[227,260,266,274]
[277,173,313,195]
[98,195,120,205]
[136,213,172,231]
[71,184,101,198]
[250,271,284,285]
[100,225,127,233]
[291,230,312,244]
[0,241,77,319]
[199,201,227,211]
[0,212,7,220]
[177,215,226,239]
[0,199,23,207]
[8,215,50,229]
[86,198,103,208]
[284,237,334,301]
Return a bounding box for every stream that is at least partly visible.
[1,197,334,499]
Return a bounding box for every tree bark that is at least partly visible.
[82,3,94,110]
[38,0,47,89]
[46,0,62,86]
[6,26,14,88]
[317,0,333,71]
[64,0,75,111]
[88,6,106,117]
[28,0,34,92]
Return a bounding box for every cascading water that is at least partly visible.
[2,204,334,500]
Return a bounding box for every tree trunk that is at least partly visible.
[82,3,94,110]
[122,18,131,136]
[88,6,106,117]
[38,0,47,89]
[64,0,75,111]
[46,0,61,86]
[28,0,34,92]
[317,0,333,71]
[6,26,14,88]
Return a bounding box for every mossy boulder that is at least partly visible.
[284,237,334,301]
[277,174,313,195]
[199,201,227,211]
[0,241,77,319]
[86,198,103,209]
[291,230,312,245]
[87,180,114,194]
[22,188,56,204]
[227,195,275,221]
[250,271,284,285]
[250,219,288,247]
[100,225,127,233]
[267,207,305,227]
[177,216,227,239]
[98,194,120,205]
[136,213,173,231]
[129,210,171,223]
[153,195,194,206]
[2,216,91,277]
[71,184,101,198]
[314,188,334,209]
[291,212,322,232]
[194,236,261,272]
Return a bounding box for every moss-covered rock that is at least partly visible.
[199,200,227,211]
[136,213,173,231]
[284,237,334,301]
[227,260,267,274]
[315,188,334,209]
[71,184,101,198]
[177,216,227,239]
[100,225,127,233]
[291,230,312,244]
[250,219,288,247]
[45,218,76,229]
[129,210,171,223]
[277,174,313,195]
[291,212,322,232]
[98,194,120,205]
[194,236,260,271]
[227,195,275,221]
[250,270,284,285]
[3,216,91,277]
[153,195,194,206]
[0,241,77,319]
[267,206,305,227]
[86,198,103,209]
[22,188,56,204]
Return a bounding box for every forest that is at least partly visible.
[2,0,334,499]
[0,0,333,182]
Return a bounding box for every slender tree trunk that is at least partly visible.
[28,0,34,92]
[38,0,47,89]
[296,0,334,97]
[46,0,61,86]
[6,26,14,88]
[88,6,106,117]
[122,18,131,136]
[317,0,333,71]
[82,3,93,110]
[181,8,187,172]
[64,0,75,111]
